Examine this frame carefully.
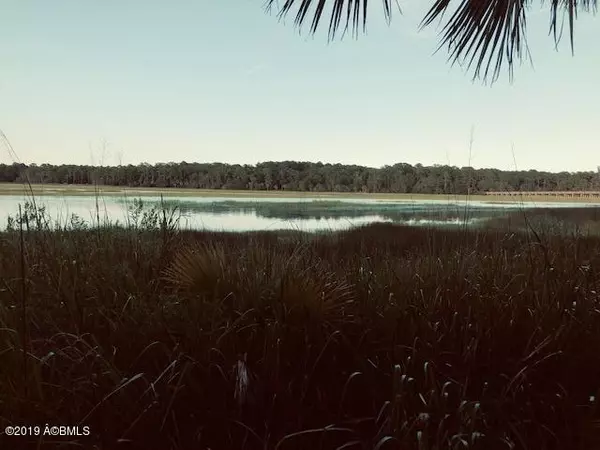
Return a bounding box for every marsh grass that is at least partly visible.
[1,200,600,449]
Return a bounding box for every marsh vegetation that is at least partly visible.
[1,199,600,449]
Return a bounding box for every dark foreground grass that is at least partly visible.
[2,216,600,449]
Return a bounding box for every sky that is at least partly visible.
[0,1,598,173]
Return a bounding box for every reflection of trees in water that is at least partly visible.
[156,200,515,222]
[137,199,600,231]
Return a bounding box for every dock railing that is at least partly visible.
[485,191,600,198]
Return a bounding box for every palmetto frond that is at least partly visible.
[264,0,597,81]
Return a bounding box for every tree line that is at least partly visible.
[1,161,599,195]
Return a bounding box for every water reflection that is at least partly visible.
[0,194,598,232]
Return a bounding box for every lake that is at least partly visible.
[1,193,600,232]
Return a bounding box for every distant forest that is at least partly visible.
[1,161,600,195]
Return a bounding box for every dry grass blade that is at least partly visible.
[79,372,146,424]
[274,425,356,449]
[234,355,251,407]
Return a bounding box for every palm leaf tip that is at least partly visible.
[422,0,531,82]
[265,0,398,39]
[266,0,597,82]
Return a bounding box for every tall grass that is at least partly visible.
[1,202,600,449]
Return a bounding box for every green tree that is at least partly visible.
[2,161,598,194]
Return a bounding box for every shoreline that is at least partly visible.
[1,183,600,204]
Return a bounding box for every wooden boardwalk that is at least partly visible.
[485,191,600,198]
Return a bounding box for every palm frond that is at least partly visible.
[421,0,530,82]
[265,0,398,40]
[163,242,227,292]
[421,0,597,81]
[265,0,597,82]
[546,0,598,53]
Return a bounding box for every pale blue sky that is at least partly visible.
[0,1,598,172]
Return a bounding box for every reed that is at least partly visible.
[1,202,600,449]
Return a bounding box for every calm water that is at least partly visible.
[0,194,598,232]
